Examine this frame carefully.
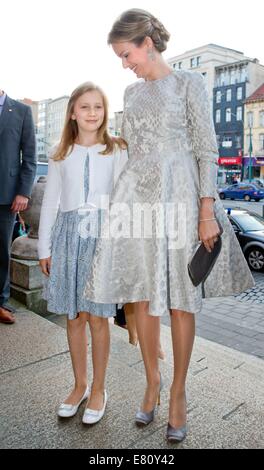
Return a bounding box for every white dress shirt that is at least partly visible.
[38,143,128,259]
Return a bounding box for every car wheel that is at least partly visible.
[246,247,264,272]
[244,195,251,202]
[219,193,225,200]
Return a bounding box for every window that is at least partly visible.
[216,91,222,103]
[236,106,242,121]
[259,134,264,151]
[226,89,232,102]
[215,109,221,123]
[197,56,201,66]
[222,136,232,148]
[173,63,177,69]
[241,68,247,82]
[230,70,236,85]
[190,58,195,68]
[259,111,264,127]
[226,108,231,122]
[237,87,243,100]
[247,112,254,127]
[178,62,182,70]
[235,135,242,149]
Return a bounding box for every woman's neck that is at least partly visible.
[145,57,172,81]
[75,131,100,147]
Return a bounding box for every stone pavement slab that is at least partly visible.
[161,294,264,359]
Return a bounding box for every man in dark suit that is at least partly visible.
[0,90,36,324]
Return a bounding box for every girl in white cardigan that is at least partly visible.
[38,82,128,425]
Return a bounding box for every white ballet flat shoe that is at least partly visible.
[82,390,107,425]
[57,385,90,418]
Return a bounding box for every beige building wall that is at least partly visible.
[168,44,251,101]
[47,96,69,148]
[19,98,38,125]
[244,99,264,179]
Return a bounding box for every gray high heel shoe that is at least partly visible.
[166,423,187,443]
[135,374,163,426]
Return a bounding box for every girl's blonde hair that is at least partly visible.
[108,8,170,53]
[53,82,127,161]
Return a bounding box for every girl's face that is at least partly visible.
[112,40,152,80]
[72,90,105,133]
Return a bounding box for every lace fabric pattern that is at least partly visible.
[84,71,254,316]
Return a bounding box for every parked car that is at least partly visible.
[35,162,48,182]
[242,179,264,188]
[219,183,264,202]
[226,208,264,272]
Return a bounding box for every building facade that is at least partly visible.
[213,60,264,183]
[244,83,264,180]
[36,99,52,161]
[19,98,38,126]
[46,96,69,151]
[168,44,250,100]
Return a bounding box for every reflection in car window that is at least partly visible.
[232,214,264,232]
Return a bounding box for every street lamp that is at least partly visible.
[248,122,253,183]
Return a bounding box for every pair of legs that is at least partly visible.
[134,301,195,428]
[64,311,110,410]
[124,303,165,360]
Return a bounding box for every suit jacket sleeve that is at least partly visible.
[187,72,219,199]
[17,106,37,198]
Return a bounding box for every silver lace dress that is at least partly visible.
[84,70,254,316]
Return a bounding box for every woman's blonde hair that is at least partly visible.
[53,82,127,161]
[108,8,170,53]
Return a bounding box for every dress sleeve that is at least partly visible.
[187,72,219,199]
[113,148,128,186]
[38,152,62,259]
[121,86,131,156]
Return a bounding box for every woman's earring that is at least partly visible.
[147,48,155,61]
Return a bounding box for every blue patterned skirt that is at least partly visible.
[43,209,116,320]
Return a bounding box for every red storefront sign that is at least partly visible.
[218,157,242,166]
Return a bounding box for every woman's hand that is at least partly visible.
[199,220,220,253]
[199,197,220,253]
[39,257,51,276]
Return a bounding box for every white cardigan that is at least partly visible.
[38,143,128,259]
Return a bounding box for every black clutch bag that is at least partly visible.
[188,225,223,287]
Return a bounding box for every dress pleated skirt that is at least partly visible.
[42,209,116,320]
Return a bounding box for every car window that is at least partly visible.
[232,214,264,231]
[36,164,48,176]
[239,185,250,191]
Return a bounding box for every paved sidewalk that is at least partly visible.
[234,272,264,304]
[0,299,264,449]
[162,273,264,360]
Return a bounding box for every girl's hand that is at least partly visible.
[199,220,221,253]
[39,257,51,276]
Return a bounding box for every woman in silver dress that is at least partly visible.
[84,9,254,442]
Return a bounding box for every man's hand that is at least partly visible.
[11,195,29,213]
[39,257,52,277]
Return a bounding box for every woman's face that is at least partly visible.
[72,90,105,133]
[112,40,152,80]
